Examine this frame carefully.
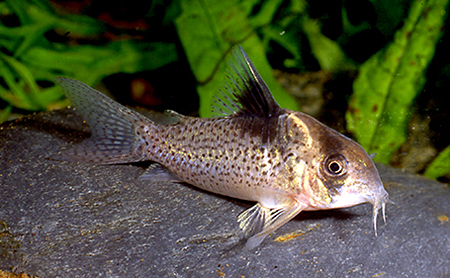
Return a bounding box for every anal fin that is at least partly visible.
[238,199,305,250]
[139,163,184,183]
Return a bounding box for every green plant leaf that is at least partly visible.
[424,146,450,180]
[175,0,300,117]
[1,54,43,107]
[21,41,177,83]
[0,105,12,123]
[302,16,355,72]
[0,56,38,110]
[345,0,449,164]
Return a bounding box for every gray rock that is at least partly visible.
[1,109,449,277]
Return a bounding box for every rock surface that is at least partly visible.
[1,109,449,277]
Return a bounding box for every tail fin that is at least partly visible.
[54,77,151,164]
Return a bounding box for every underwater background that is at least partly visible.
[0,0,449,182]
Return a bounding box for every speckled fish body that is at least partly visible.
[54,46,391,249]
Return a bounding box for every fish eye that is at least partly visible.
[324,155,347,177]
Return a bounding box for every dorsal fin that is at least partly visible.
[212,46,282,118]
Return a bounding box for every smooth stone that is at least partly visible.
[1,109,449,277]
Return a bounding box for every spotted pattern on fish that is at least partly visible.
[54,46,392,249]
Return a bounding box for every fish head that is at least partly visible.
[319,139,391,232]
[289,112,392,234]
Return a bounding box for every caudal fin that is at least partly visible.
[54,77,151,164]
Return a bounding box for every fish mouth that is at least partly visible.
[371,189,393,236]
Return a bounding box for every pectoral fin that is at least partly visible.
[238,198,306,250]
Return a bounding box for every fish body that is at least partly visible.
[54,46,391,249]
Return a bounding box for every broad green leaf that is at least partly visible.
[175,0,300,117]
[424,146,450,180]
[424,146,450,179]
[346,0,449,164]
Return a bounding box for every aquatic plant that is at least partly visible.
[0,0,449,182]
